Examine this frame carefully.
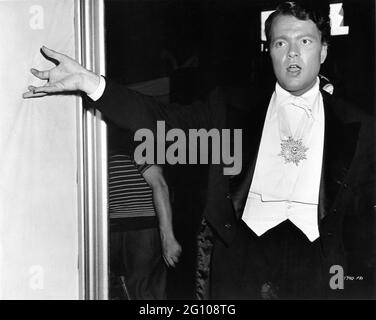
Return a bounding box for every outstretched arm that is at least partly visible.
[24,47,219,133]
[142,165,182,268]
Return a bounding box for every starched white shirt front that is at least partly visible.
[242,78,325,242]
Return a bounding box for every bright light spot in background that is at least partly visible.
[261,2,349,42]
[261,10,274,42]
[329,3,349,35]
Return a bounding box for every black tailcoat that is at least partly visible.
[90,79,374,295]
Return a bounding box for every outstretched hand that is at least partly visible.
[23,46,100,98]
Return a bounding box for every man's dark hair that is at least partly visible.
[265,1,331,47]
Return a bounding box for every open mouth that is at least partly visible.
[287,64,301,73]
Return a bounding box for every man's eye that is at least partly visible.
[274,41,285,48]
[301,39,312,45]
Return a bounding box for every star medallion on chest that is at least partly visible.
[278,137,308,166]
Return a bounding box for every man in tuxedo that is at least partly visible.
[24,1,374,299]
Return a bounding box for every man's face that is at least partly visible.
[269,14,327,96]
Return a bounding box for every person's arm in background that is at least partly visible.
[142,165,182,268]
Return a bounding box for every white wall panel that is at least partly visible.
[0,0,80,299]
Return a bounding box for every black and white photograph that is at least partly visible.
[0,0,375,304]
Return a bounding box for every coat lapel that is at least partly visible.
[229,88,272,219]
[318,91,361,221]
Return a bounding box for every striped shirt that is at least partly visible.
[108,153,155,219]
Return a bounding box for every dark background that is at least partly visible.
[105,0,375,299]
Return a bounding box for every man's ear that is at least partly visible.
[320,43,328,64]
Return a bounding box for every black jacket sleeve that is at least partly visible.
[86,77,223,134]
